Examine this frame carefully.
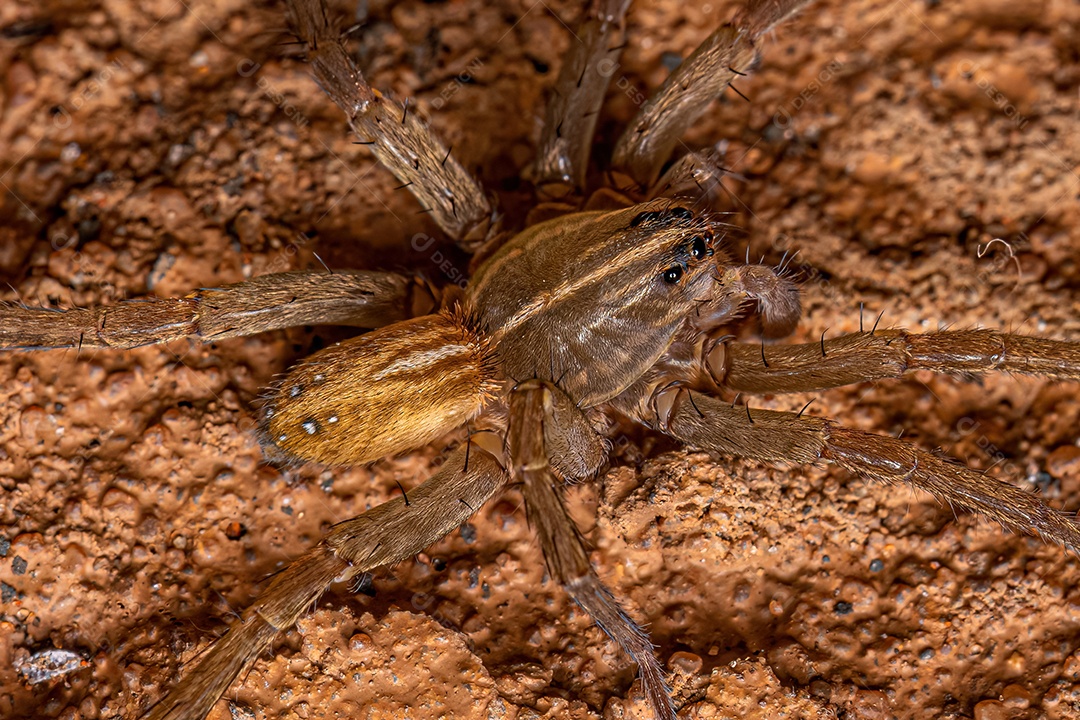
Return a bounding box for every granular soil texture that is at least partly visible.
[1,1,1079,719]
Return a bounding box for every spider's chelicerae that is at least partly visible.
[1,0,1079,718]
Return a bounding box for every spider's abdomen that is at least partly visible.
[259,312,498,466]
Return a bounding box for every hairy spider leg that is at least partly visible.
[143,445,507,720]
[508,380,676,720]
[286,0,495,250]
[610,0,814,191]
[531,0,632,199]
[0,270,425,350]
[714,328,1080,393]
[611,380,1080,555]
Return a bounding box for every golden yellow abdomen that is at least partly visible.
[261,312,496,466]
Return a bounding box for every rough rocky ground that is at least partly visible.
[1,0,1079,719]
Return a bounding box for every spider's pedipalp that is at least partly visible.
[710,262,802,338]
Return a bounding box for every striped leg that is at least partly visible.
[531,0,632,199]
[508,380,676,720]
[610,0,813,190]
[286,0,495,250]
[0,270,427,350]
[713,328,1080,394]
[143,444,507,720]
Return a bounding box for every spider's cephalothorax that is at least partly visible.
[469,202,744,405]
[1,1,1079,719]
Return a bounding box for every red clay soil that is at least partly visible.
[1,1,1079,719]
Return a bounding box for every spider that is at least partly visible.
[2,1,1080,720]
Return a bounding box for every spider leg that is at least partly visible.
[141,443,507,720]
[610,0,812,190]
[531,0,631,199]
[508,380,676,720]
[614,384,1080,552]
[712,328,1080,393]
[286,0,495,249]
[0,270,427,350]
[647,145,733,202]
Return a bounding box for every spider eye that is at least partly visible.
[630,210,664,227]
[630,206,695,228]
[662,265,684,284]
[690,235,709,258]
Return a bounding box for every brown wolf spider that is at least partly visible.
[2,0,1080,716]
